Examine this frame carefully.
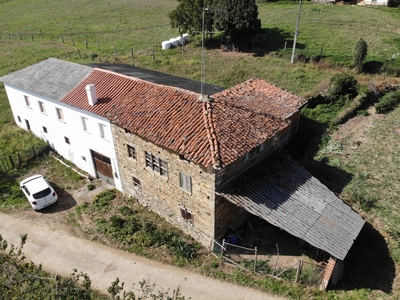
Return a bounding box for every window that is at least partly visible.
[56,108,64,121]
[127,145,136,160]
[180,207,194,225]
[17,116,21,122]
[43,126,48,133]
[245,147,258,161]
[99,123,107,139]
[145,151,168,176]
[24,95,31,107]
[259,142,265,152]
[179,172,192,194]
[81,117,88,131]
[64,136,70,144]
[38,101,46,113]
[132,176,141,189]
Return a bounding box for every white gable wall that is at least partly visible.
[3,83,122,191]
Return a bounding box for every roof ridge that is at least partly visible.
[202,101,221,169]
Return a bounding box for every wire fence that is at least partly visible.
[209,238,327,288]
[0,144,49,172]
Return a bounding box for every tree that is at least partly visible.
[168,0,261,51]
[353,38,368,73]
[169,0,215,35]
[214,0,261,50]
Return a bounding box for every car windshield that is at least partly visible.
[32,188,51,199]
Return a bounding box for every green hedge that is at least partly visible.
[375,89,400,114]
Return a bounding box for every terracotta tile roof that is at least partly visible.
[211,78,307,120]
[61,69,299,169]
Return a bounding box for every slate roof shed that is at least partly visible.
[216,150,365,260]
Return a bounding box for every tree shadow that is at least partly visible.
[200,27,305,57]
[333,222,395,293]
[39,182,77,214]
[363,60,383,75]
[286,115,353,194]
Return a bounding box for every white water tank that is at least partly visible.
[182,33,189,43]
[162,41,171,50]
[169,38,179,48]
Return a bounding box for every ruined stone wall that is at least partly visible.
[111,124,216,246]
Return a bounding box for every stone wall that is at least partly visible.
[111,124,216,246]
[214,195,251,241]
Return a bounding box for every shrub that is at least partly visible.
[353,38,368,73]
[375,90,400,113]
[332,93,369,125]
[326,72,358,101]
[87,183,95,191]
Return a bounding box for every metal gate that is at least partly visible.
[91,150,114,185]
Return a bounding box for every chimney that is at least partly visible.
[85,84,97,106]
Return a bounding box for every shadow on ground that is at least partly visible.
[334,222,395,293]
[39,182,77,214]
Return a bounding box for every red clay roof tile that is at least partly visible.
[60,70,305,169]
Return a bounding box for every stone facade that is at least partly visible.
[112,124,217,246]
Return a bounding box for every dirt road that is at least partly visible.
[0,211,284,300]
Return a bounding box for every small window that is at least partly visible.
[43,126,48,133]
[245,147,258,161]
[145,151,168,177]
[64,136,70,144]
[127,145,136,160]
[180,207,194,225]
[99,123,107,139]
[81,117,88,131]
[259,142,265,152]
[179,172,192,194]
[17,116,21,122]
[56,108,64,121]
[132,176,141,189]
[24,95,31,107]
[38,101,46,113]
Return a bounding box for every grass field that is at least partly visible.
[2,0,400,299]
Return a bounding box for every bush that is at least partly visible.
[326,73,358,101]
[375,90,400,113]
[353,38,368,73]
[332,93,369,125]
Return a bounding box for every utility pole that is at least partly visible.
[200,7,208,100]
[291,0,302,64]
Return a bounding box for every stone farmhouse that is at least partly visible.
[1,58,364,286]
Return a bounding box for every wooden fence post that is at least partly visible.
[254,246,258,272]
[72,38,75,46]
[131,47,134,58]
[40,29,43,38]
[114,46,116,56]
[62,36,64,43]
[77,49,81,57]
[152,50,155,61]
[221,239,225,260]
[9,34,11,40]
[85,41,88,49]
[31,33,34,41]
[20,33,22,40]
[295,260,302,283]
[97,41,100,51]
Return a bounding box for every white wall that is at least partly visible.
[3,83,122,191]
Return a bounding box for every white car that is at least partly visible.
[20,175,58,211]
